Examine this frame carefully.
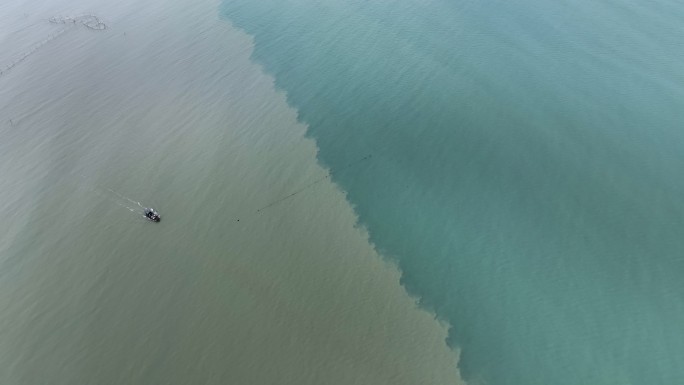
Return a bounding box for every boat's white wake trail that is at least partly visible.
[78,174,147,217]
[106,188,143,209]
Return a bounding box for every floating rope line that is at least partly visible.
[255,154,372,214]
[48,15,107,30]
[0,15,107,79]
[0,28,68,78]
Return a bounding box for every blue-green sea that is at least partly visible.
[222,1,684,384]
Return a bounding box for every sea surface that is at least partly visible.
[221,1,684,384]
[1,0,683,384]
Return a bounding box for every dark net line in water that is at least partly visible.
[0,15,107,79]
[48,15,108,31]
[0,28,69,78]
[254,154,372,214]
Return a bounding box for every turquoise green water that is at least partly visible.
[222,1,684,384]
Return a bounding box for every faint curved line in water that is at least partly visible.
[0,28,70,78]
[0,15,107,80]
[48,15,108,31]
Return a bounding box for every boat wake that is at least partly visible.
[78,174,151,219]
[104,187,144,214]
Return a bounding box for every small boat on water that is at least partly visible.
[144,208,161,222]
